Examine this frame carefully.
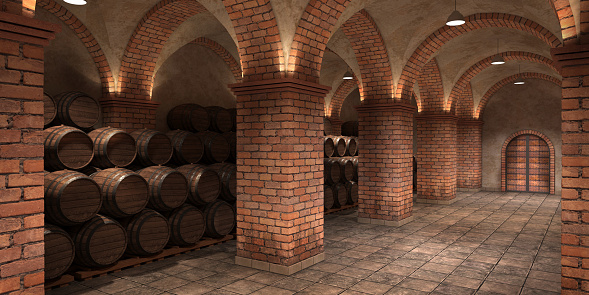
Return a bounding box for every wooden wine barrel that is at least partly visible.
[324,158,341,185]
[44,224,75,280]
[88,127,137,168]
[324,185,335,209]
[345,181,359,204]
[120,209,170,256]
[341,121,359,137]
[167,104,210,132]
[344,137,358,156]
[54,91,101,129]
[335,157,354,183]
[166,205,205,246]
[44,170,102,226]
[137,166,188,212]
[196,131,230,164]
[44,92,56,127]
[130,129,173,166]
[166,130,204,165]
[206,106,233,133]
[332,136,347,157]
[77,166,101,176]
[324,117,333,136]
[203,200,235,238]
[222,132,236,163]
[228,108,237,132]
[324,137,335,158]
[177,164,221,205]
[44,125,94,171]
[209,163,236,203]
[332,183,347,208]
[352,137,359,156]
[69,215,127,268]
[350,157,358,181]
[91,168,149,218]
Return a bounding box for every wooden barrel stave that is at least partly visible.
[195,131,230,164]
[324,158,341,185]
[137,166,188,212]
[68,215,127,268]
[54,91,101,129]
[222,132,236,163]
[44,125,94,171]
[44,92,57,127]
[166,130,204,165]
[130,129,173,166]
[120,209,170,256]
[166,205,205,246]
[206,106,233,133]
[91,168,149,218]
[324,185,335,209]
[167,104,210,132]
[203,200,235,238]
[209,163,236,203]
[324,137,335,158]
[345,181,359,204]
[333,183,347,208]
[44,224,75,280]
[324,117,333,136]
[336,157,354,183]
[89,127,137,168]
[177,164,221,205]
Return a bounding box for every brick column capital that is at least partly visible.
[550,43,589,77]
[355,102,417,114]
[229,78,331,97]
[457,119,485,126]
[0,11,60,45]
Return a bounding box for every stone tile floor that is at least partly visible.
[48,191,561,295]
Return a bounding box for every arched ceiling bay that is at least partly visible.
[320,50,355,115]
[470,60,561,108]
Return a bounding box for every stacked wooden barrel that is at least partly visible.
[324,135,359,209]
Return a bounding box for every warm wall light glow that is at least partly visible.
[63,0,87,5]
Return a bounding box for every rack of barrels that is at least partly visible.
[43,94,237,283]
[324,136,359,211]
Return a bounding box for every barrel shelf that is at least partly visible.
[70,234,234,281]
[324,204,358,215]
[44,274,75,290]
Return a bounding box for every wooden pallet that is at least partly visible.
[325,203,358,215]
[73,234,234,281]
[45,274,75,290]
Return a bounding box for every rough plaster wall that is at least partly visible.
[152,44,237,133]
[320,51,351,115]
[482,79,561,194]
[37,9,102,102]
[339,89,361,122]
[326,31,361,86]
[269,0,309,67]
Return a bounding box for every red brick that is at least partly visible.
[7,56,44,73]
[22,102,43,115]
[0,144,42,158]
[23,72,43,86]
[0,200,43,218]
[0,69,21,84]
[0,99,21,113]
[22,45,44,60]
[0,246,21,264]
[23,243,43,258]
[0,234,9,248]
[0,188,21,203]
[11,115,42,129]
[22,160,42,173]
[23,186,42,200]
[0,160,20,174]
[13,228,43,245]
[23,272,44,288]
[0,257,43,277]
[0,39,19,56]
[563,277,579,289]
[0,130,21,143]
[23,214,43,229]
[0,277,20,294]
[0,84,43,100]
[7,174,43,188]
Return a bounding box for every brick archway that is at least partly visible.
[327,77,359,118]
[447,51,556,114]
[118,0,208,100]
[548,0,577,44]
[396,13,562,101]
[190,37,242,82]
[417,58,444,112]
[476,73,562,119]
[36,0,115,97]
[501,130,556,194]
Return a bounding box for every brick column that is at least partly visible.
[0,12,59,294]
[415,114,458,204]
[552,44,589,293]
[100,98,159,132]
[457,119,483,190]
[356,102,415,226]
[229,78,329,275]
[328,117,342,136]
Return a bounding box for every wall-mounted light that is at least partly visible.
[446,0,465,26]
[491,40,505,65]
[343,69,354,80]
[63,0,87,5]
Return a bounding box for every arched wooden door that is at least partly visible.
[505,134,550,193]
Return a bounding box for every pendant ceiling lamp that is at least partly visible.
[446,0,465,26]
[491,40,505,65]
[514,65,525,85]
[63,0,87,5]
[343,69,354,80]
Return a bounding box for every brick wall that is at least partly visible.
[356,102,415,224]
[550,44,589,294]
[0,11,59,294]
[100,98,159,132]
[416,115,457,201]
[457,120,483,189]
[230,79,329,273]
[417,58,444,112]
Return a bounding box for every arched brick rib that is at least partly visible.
[417,58,444,113]
[342,9,393,103]
[190,37,242,82]
[447,51,555,113]
[37,0,115,96]
[288,0,351,83]
[475,72,562,119]
[456,83,474,119]
[118,0,207,100]
[501,129,555,194]
[327,77,359,118]
[222,0,283,82]
[396,13,562,101]
[549,0,577,44]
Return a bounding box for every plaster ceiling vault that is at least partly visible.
[37,0,579,116]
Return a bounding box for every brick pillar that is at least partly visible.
[552,44,589,293]
[100,98,159,132]
[415,114,458,204]
[229,78,329,275]
[356,102,415,226]
[329,117,342,136]
[0,11,59,294]
[457,119,483,190]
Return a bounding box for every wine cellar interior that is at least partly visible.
[0,0,587,294]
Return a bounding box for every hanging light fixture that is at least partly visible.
[514,65,525,85]
[446,0,465,26]
[491,40,505,65]
[343,69,354,80]
[63,0,87,5]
